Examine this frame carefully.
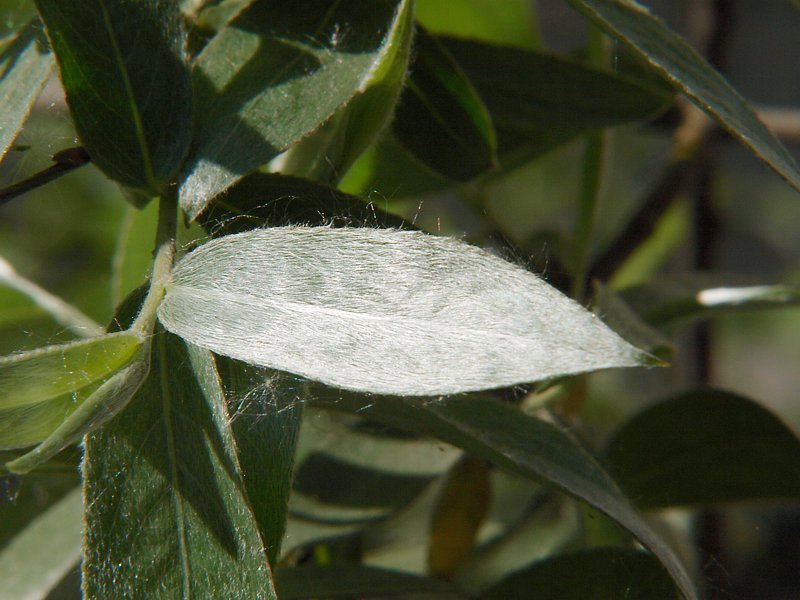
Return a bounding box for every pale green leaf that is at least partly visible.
[0,19,54,162]
[157,227,649,396]
[6,353,149,471]
[180,0,411,219]
[0,487,82,600]
[35,0,193,196]
[0,332,140,410]
[566,0,800,193]
[82,332,276,598]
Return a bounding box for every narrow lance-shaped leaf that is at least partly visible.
[34,0,192,198]
[0,19,54,162]
[313,392,698,600]
[82,332,276,599]
[566,0,800,193]
[180,0,410,219]
[157,227,650,396]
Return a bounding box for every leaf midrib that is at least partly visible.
[97,0,156,190]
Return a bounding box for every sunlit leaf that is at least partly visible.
[34,0,192,197]
[157,227,649,396]
[0,19,54,162]
[82,332,276,598]
[180,0,411,219]
[0,487,82,600]
[607,388,800,508]
[566,0,800,193]
[0,333,140,411]
[276,0,414,183]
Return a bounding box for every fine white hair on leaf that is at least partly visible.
[157,227,649,396]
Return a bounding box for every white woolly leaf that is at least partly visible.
[157,227,649,396]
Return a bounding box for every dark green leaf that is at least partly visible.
[441,36,670,160]
[180,0,410,219]
[392,27,497,181]
[314,393,697,600]
[479,548,679,600]
[275,565,467,599]
[566,0,800,193]
[276,0,414,183]
[197,172,408,237]
[607,388,800,508]
[0,19,54,161]
[82,332,276,598]
[215,357,303,566]
[35,0,192,197]
[0,487,82,600]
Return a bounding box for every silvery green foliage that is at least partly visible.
[157,227,647,396]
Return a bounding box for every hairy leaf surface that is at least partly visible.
[158,227,648,395]
[82,333,275,599]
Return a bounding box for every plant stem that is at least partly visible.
[130,191,177,336]
[0,147,91,208]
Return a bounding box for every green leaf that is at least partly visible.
[34,0,192,197]
[82,332,276,598]
[416,0,539,49]
[0,487,82,600]
[313,393,698,600]
[215,357,303,565]
[392,27,498,181]
[180,0,411,219]
[441,37,670,160]
[0,332,140,411]
[110,202,159,309]
[6,352,149,471]
[479,548,679,600]
[607,388,800,508]
[196,172,408,237]
[275,565,467,599]
[566,0,800,193]
[276,0,414,183]
[0,19,54,162]
[157,227,648,396]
